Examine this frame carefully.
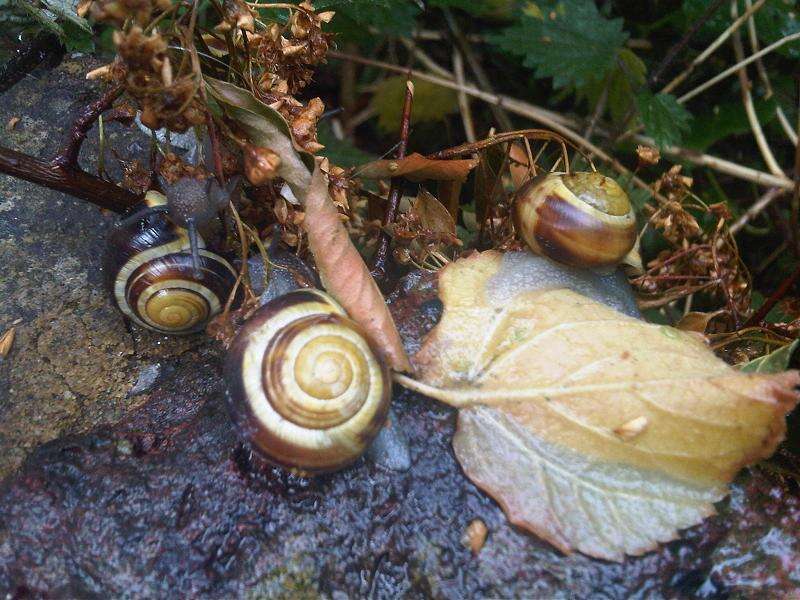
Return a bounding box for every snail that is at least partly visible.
[512,171,636,269]
[224,289,391,475]
[104,190,238,335]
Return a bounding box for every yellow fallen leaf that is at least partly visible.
[396,251,799,561]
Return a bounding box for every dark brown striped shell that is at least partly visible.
[104,192,237,335]
[224,289,391,475]
[512,172,637,269]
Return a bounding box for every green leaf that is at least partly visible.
[684,97,777,152]
[580,47,646,124]
[428,0,512,18]
[739,340,799,374]
[317,121,375,169]
[371,76,458,133]
[318,0,420,39]
[635,91,692,149]
[488,0,629,89]
[63,19,94,52]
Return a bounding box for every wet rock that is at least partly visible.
[367,408,411,472]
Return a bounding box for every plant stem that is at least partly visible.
[744,261,800,327]
[0,145,140,212]
[54,84,124,168]
[370,77,414,280]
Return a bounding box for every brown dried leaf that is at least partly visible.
[358,153,479,182]
[303,162,411,372]
[396,251,799,561]
[411,188,456,236]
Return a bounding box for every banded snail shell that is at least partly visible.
[512,171,637,269]
[224,289,391,475]
[105,191,237,335]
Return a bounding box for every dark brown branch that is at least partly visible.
[744,261,800,328]
[54,84,124,168]
[649,0,727,85]
[370,76,414,281]
[0,146,140,213]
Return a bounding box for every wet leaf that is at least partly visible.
[303,161,410,372]
[205,77,315,200]
[371,76,458,133]
[357,153,479,182]
[396,251,799,561]
[739,340,799,374]
[411,188,456,236]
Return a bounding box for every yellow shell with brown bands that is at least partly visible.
[105,191,237,335]
[512,172,637,268]
[224,289,391,475]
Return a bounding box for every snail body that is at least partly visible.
[224,289,391,475]
[105,191,237,335]
[512,171,636,269]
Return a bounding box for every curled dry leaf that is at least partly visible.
[303,162,411,372]
[412,188,456,236]
[396,251,799,561]
[357,153,479,182]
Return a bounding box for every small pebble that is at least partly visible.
[129,363,161,396]
[461,519,488,555]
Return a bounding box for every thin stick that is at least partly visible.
[649,0,727,85]
[452,50,475,142]
[730,1,783,177]
[743,0,796,145]
[443,8,513,131]
[678,31,800,104]
[661,0,768,95]
[371,78,414,279]
[729,187,786,234]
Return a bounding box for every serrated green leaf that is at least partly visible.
[739,340,799,374]
[371,76,458,133]
[488,0,629,89]
[580,47,646,124]
[42,0,91,32]
[318,0,420,39]
[635,91,692,149]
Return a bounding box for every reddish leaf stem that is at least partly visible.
[0,145,140,212]
[54,84,124,168]
[370,75,414,280]
[744,261,800,328]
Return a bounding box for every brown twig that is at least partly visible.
[54,84,124,168]
[0,83,140,212]
[370,77,414,280]
[0,145,140,212]
[649,0,727,86]
[744,261,800,327]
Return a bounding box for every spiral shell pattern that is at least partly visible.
[224,289,391,475]
[513,171,636,268]
[105,192,237,335]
